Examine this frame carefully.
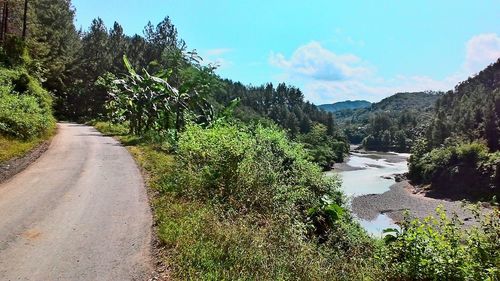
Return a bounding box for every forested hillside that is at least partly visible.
[319,100,371,112]
[336,91,441,151]
[409,60,500,200]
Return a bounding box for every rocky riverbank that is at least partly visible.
[352,180,483,227]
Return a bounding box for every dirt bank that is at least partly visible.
[0,140,51,184]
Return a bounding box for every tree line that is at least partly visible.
[408,59,500,200]
[4,0,347,168]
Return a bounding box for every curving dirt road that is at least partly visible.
[0,123,152,280]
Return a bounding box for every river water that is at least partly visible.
[326,150,410,236]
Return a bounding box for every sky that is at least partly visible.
[71,0,500,105]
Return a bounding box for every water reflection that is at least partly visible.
[330,150,409,236]
[358,214,400,237]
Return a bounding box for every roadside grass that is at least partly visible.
[0,126,56,163]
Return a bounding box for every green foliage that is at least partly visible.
[102,55,214,136]
[0,93,53,139]
[409,141,499,200]
[299,124,349,169]
[0,66,54,140]
[359,110,422,152]
[382,208,500,281]
[175,122,345,218]
[123,122,378,280]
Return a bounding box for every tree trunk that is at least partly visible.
[22,0,28,40]
[175,103,182,140]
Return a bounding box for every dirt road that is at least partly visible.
[0,123,152,280]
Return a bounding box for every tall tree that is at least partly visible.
[108,22,128,74]
[28,0,80,94]
[484,103,499,151]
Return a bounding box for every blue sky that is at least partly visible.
[72,0,500,104]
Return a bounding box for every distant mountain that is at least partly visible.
[335,91,442,124]
[335,91,444,150]
[319,100,371,112]
[371,91,441,112]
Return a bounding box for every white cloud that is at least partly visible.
[269,41,371,81]
[304,75,459,105]
[202,48,233,70]
[205,48,232,56]
[464,33,500,74]
[269,34,500,105]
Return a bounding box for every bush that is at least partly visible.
[152,122,377,280]
[298,124,349,169]
[0,93,54,140]
[175,122,344,219]
[0,67,53,114]
[0,67,54,140]
[408,141,499,199]
[383,208,500,281]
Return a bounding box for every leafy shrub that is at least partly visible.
[175,122,344,219]
[383,208,500,281]
[0,67,53,111]
[0,93,54,139]
[0,67,54,140]
[298,124,349,169]
[408,141,499,199]
[151,122,377,280]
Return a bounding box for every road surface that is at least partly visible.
[0,123,152,280]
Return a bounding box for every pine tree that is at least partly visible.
[484,104,499,151]
[326,112,335,136]
[28,0,80,95]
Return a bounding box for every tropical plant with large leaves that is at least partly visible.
[102,54,214,137]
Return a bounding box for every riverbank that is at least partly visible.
[333,150,409,172]
[352,180,481,227]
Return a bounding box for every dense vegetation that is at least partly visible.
[382,207,499,280]
[93,120,380,280]
[319,100,371,112]
[0,34,55,162]
[408,60,500,200]
[337,91,441,151]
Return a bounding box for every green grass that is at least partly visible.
[0,126,55,163]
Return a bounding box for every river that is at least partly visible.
[326,149,410,236]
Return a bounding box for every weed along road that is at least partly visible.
[0,123,152,280]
